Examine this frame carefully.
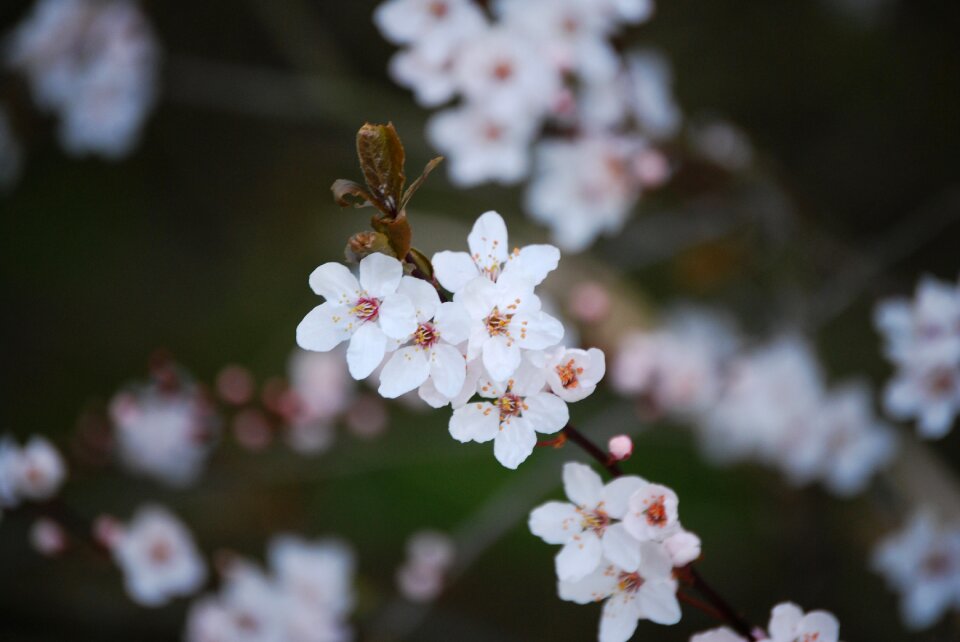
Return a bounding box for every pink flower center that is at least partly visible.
[148,538,172,564]
[644,495,668,527]
[352,297,380,322]
[556,359,584,389]
[485,307,512,336]
[579,508,610,535]
[428,1,448,18]
[927,367,956,396]
[617,571,644,593]
[414,322,439,348]
[496,393,524,420]
[492,60,514,81]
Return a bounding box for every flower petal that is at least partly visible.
[563,462,604,507]
[529,501,581,545]
[505,243,560,285]
[483,335,521,382]
[429,343,467,399]
[449,402,499,443]
[637,577,682,625]
[602,523,642,573]
[768,603,804,640]
[378,293,418,339]
[467,210,509,274]
[600,592,643,642]
[346,322,387,379]
[308,262,360,304]
[432,251,479,294]
[512,311,564,350]
[358,253,403,298]
[493,418,537,469]
[558,564,618,604]
[296,303,354,352]
[522,393,569,435]
[435,301,471,345]
[458,275,499,320]
[378,346,430,398]
[601,476,647,519]
[397,276,440,322]
[555,530,603,582]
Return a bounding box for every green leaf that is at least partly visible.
[331,179,376,209]
[356,122,405,215]
[400,156,444,211]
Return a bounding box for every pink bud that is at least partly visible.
[93,515,123,549]
[216,364,255,406]
[608,435,633,461]
[30,518,67,556]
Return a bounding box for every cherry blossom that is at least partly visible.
[111,505,206,607]
[396,530,455,602]
[374,0,486,62]
[297,253,419,380]
[0,435,67,508]
[767,602,840,642]
[544,346,606,403]
[623,483,680,543]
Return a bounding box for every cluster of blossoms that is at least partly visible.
[0,435,66,515]
[374,0,679,251]
[872,509,960,630]
[5,0,159,159]
[529,462,700,642]
[298,210,610,469]
[874,274,960,439]
[185,535,356,642]
[691,602,841,642]
[109,364,219,487]
[107,505,207,607]
[395,529,455,602]
[612,312,896,496]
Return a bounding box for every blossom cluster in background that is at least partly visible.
[874,275,960,439]
[396,529,455,603]
[611,312,897,497]
[374,0,680,251]
[185,535,356,642]
[4,0,159,159]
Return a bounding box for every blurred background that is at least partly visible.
[1,0,959,640]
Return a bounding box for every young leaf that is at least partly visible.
[406,247,435,280]
[400,156,444,210]
[356,122,406,216]
[371,211,412,260]
[331,179,377,209]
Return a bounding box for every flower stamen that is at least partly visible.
[351,297,380,322]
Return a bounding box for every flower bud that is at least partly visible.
[344,231,394,263]
[608,435,633,461]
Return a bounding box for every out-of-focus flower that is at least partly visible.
[5,0,160,158]
[344,393,388,439]
[374,0,486,62]
[215,365,255,406]
[396,529,455,602]
[30,518,68,556]
[111,505,206,607]
[688,118,754,171]
[569,281,613,325]
[872,510,960,630]
[0,435,67,509]
[543,346,606,403]
[691,602,841,642]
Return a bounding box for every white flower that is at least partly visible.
[459,273,564,382]
[623,483,681,542]
[767,602,840,642]
[374,0,486,62]
[875,275,960,367]
[599,0,655,24]
[872,510,960,630]
[544,346,606,402]
[624,51,682,140]
[559,543,682,642]
[529,462,645,580]
[112,505,206,607]
[449,360,567,469]
[884,362,960,439]
[663,529,701,567]
[269,535,355,617]
[388,46,458,107]
[297,253,419,380]
[378,278,470,400]
[13,436,67,501]
[690,629,746,642]
[427,104,537,186]
[396,530,455,602]
[432,210,560,294]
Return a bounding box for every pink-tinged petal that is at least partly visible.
[919,400,956,439]
[528,501,581,545]
[585,347,607,382]
[522,393,568,435]
[378,293,418,340]
[449,402,499,443]
[308,263,360,304]
[637,541,674,578]
[346,323,387,380]
[467,210,509,274]
[601,476,646,519]
[397,276,440,322]
[637,577,681,625]
[563,462,604,507]
[600,592,643,642]
[768,603,804,640]
[555,529,603,581]
[358,253,403,298]
[458,276,499,320]
[435,301,471,345]
[512,311,564,350]
[797,612,840,642]
[493,419,537,469]
[504,243,560,285]
[624,483,680,541]
[602,523,642,572]
[691,628,746,642]
[296,303,354,352]
[663,530,702,566]
[429,343,466,399]
[432,251,479,294]
[483,335,521,382]
[558,564,618,604]
[378,347,430,398]
[510,356,548,396]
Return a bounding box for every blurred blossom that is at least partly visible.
[185,535,356,642]
[396,529,454,602]
[111,505,206,607]
[688,118,754,171]
[283,348,354,454]
[109,371,218,487]
[691,602,841,642]
[344,393,388,439]
[875,274,960,439]
[216,365,255,406]
[5,0,160,158]
[872,510,960,630]
[29,517,68,556]
[0,435,67,509]
[568,281,613,325]
[624,51,682,140]
[232,408,274,452]
[0,106,22,189]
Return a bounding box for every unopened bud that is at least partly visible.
[30,518,68,556]
[345,231,394,263]
[608,435,633,461]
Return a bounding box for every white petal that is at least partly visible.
[600,593,643,642]
[493,419,537,469]
[435,301,471,345]
[797,612,840,642]
[308,262,360,304]
[602,523,642,572]
[378,293,418,339]
[555,530,604,581]
[522,393,569,434]
[769,603,804,640]
[563,462,604,507]
[432,251,479,293]
[637,541,674,578]
[483,335,521,382]
[458,276,499,319]
[601,476,647,519]
[504,243,560,285]
[429,343,467,399]
[417,377,450,409]
[296,303,354,352]
[346,323,387,379]
[378,347,430,398]
[509,356,548,396]
[397,276,440,322]
[358,252,403,298]
[513,311,564,350]
[467,210,509,274]
[663,530,702,566]
[637,578,682,625]
[558,564,618,604]
[449,402,499,443]
[528,501,581,544]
